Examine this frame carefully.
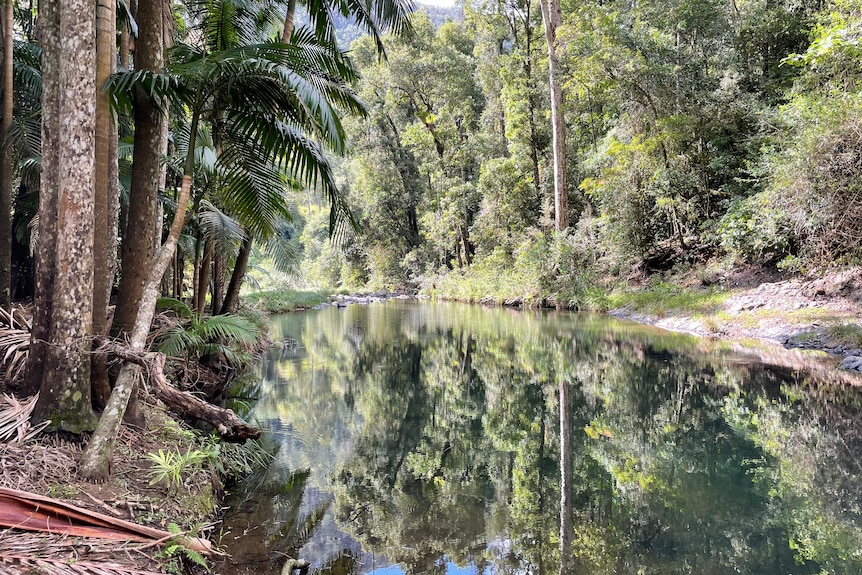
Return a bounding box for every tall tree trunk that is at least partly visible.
[559,377,573,575]
[523,12,542,205]
[282,0,297,43]
[195,236,212,316]
[29,0,99,433]
[220,235,252,315]
[92,0,118,410]
[191,231,201,309]
[111,0,166,338]
[80,172,195,479]
[79,103,201,480]
[211,251,224,315]
[0,0,11,309]
[539,0,568,231]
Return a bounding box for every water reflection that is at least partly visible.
[217,300,862,575]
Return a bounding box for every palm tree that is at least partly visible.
[0,0,13,309]
[80,7,364,480]
[177,0,365,314]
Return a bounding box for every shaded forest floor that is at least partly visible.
[0,400,222,575]
[0,355,265,574]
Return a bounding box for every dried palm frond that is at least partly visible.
[0,443,77,490]
[0,306,30,331]
[0,554,165,575]
[0,393,48,444]
[0,328,29,381]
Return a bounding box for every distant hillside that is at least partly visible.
[294,4,464,50]
[417,4,464,27]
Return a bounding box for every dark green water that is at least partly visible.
[216,300,862,575]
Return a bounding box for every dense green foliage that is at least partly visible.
[293,0,862,299]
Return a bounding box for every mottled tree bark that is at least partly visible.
[29,0,98,433]
[539,0,568,231]
[111,0,165,338]
[92,0,118,409]
[0,0,12,309]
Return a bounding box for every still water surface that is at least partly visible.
[216,300,862,575]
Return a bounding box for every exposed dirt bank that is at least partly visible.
[610,267,862,374]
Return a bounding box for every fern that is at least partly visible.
[153,298,261,369]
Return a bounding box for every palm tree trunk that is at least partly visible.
[29,0,99,432]
[220,235,252,315]
[212,251,224,315]
[191,230,201,310]
[80,150,197,479]
[111,0,166,338]
[80,1,192,482]
[92,0,118,410]
[282,0,297,43]
[0,0,13,309]
[196,236,212,315]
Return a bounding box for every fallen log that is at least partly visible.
[94,340,260,442]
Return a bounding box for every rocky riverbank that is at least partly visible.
[609,268,862,375]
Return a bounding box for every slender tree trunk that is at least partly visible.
[79,101,201,480]
[111,0,165,338]
[282,0,297,43]
[80,167,194,479]
[220,235,252,315]
[524,15,542,205]
[196,236,212,316]
[211,251,224,315]
[92,0,118,409]
[539,0,568,231]
[559,377,573,574]
[191,231,201,309]
[0,0,12,309]
[29,0,99,433]
[79,0,179,481]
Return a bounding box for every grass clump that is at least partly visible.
[608,280,729,317]
[827,324,862,348]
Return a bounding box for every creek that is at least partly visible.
[215,300,862,575]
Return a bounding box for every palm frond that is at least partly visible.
[0,393,49,444]
[0,554,165,575]
[215,136,294,240]
[156,297,195,319]
[264,225,300,273]
[105,69,190,117]
[157,325,206,357]
[303,0,415,55]
[117,0,140,40]
[197,314,260,345]
[12,41,42,104]
[0,328,29,383]
[198,200,246,252]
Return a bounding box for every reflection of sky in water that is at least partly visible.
[368,562,480,575]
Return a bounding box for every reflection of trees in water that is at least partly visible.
[254,303,862,575]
